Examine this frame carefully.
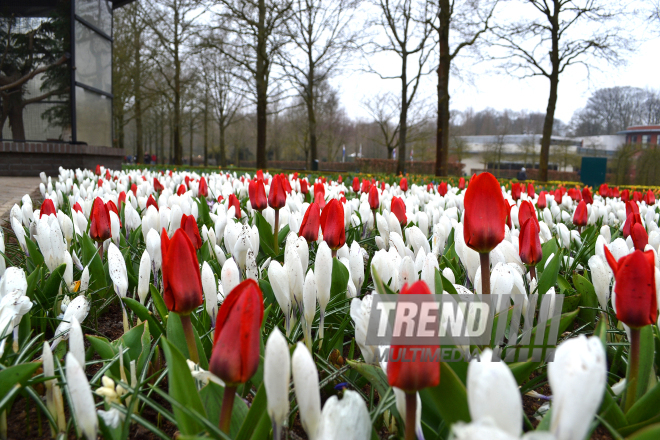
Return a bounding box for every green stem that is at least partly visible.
[180,314,199,364]
[530,266,537,281]
[624,327,641,412]
[404,392,416,440]
[274,209,280,254]
[480,252,490,294]
[332,249,337,259]
[219,385,237,433]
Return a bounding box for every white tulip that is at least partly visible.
[221,258,240,297]
[108,243,128,298]
[264,328,290,439]
[467,349,522,437]
[69,316,85,372]
[303,270,317,350]
[316,390,371,440]
[52,295,90,350]
[268,261,292,333]
[202,262,218,325]
[421,253,440,294]
[349,242,365,294]
[79,266,90,294]
[588,255,611,310]
[285,243,304,313]
[292,342,322,440]
[137,250,151,305]
[350,295,379,363]
[11,216,27,253]
[0,266,27,298]
[245,249,258,280]
[549,335,606,440]
[442,267,456,284]
[65,353,98,440]
[146,228,162,274]
[556,223,570,249]
[43,342,66,432]
[0,290,33,356]
[315,242,332,339]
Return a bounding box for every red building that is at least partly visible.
[618,125,660,145]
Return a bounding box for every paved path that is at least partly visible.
[0,177,42,221]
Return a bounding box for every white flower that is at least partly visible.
[549,335,606,440]
[349,241,364,293]
[303,270,317,350]
[264,328,290,439]
[588,255,611,310]
[65,353,98,440]
[69,316,86,373]
[467,349,522,437]
[0,267,27,298]
[316,390,371,440]
[292,342,322,440]
[268,261,292,333]
[52,295,90,350]
[350,295,379,363]
[315,241,333,339]
[221,258,240,297]
[202,262,218,325]
[146,228,162,274]
[137,250,151,305]
[108,243,128,298]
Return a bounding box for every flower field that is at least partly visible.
[0,166,659,440]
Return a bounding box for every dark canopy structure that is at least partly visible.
[1,0,136,148]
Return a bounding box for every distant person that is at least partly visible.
[517,167,527,181]
[152,154,157,164]
[144,152,151,164]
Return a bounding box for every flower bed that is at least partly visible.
[0,167,659,439]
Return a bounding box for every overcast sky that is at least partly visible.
[333,2,660,125]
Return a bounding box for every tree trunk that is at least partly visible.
[173,9,182,165]
[7,92,26,140]
[255,0,268,170]
[307,95,317,170]
[435,1,451,176]
[204,90,209,167]
[539,76,558,181]
[397,55,408,175]
[189,116,194,165]
[219,123,227,167]
[134,24,144,164]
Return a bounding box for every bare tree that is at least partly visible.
[213,0,294,169]
[450,135,470,164]
[428,0,498,176]
[282,0,360,168]
[143,0,205,165]
[362,92,400,159]
[367,0,434,174]
[490,0,631,181]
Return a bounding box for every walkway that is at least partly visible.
[0,177,42,222]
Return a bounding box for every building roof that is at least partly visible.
[617,125,660,135]
[1,0,137,17]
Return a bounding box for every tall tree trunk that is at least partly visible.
[134,29,144,164]
[159,110,164,164]
[307,54,317,170]
[397,55,408,175]
[7,93,26,140]
[435,1,451,176]
[539,75,558,181]
[255,0,268,169]
[189,116,194,165]
[219,123,227,167]
[115,105,125,150]
[173,9,182,165]
[169,109,174,164]
[204,90,209,167]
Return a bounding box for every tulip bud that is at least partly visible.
[467,349,522,437]
[285,244,304,312]
[292,342,322,439]
[161,229,203,315]
[264,328,290,439]
[221,258,241,299]
[209,279,264,385]
[108,243,128,299]
[316,390,371,440]
[202,262,218,326]
[138,250,151,305]
[587,255,611,311]
[549,336,606,440]
[90,197,111,243]
[146,229,162,274]
[69,316,85,372]
[315,242,332,339]
[303,270,317,350]
[320,199,346,251]
[349,241,364,293]
[350,294,379,363]
[65,353,98,440]
[463,173,507,253]
[299,202,321,242]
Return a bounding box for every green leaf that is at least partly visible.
[434,269,444,294]
[199,381,248,437]
[538,251,560,296]
[166,313,208,369]
[25,238,44,268]
[330,258,349,298]
[625,423,660,440]
[539,238,558,269]
[599,386,628,430]
[346,360,391,401]
[258,280,276,308]
[87,335,120,377]
[255,212,276,259]
[196,199,213,229]
[0,362,42,404]
[422,363,471,427]
[635,325,655,401]
[41,264,66,307]
[627,381,660,425]
[508,361,541,385]
[235,384,268,440]
[574,274,598,325]
[160,337,207,435]
[277,225,290,247]
[149,284,168,325]
[122,298,165,338]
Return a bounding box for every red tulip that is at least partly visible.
[217,195,224,203]
[320,199,346,250]
[300,179,309,194]
[72,202,83,213]
[177,184,186,196]
[249,179,267,211]
[314,191,326,209]
[527,183,535,198]
[463,173,507,253]
[337,175,343,183]
[518,200,538,230]
[90,197,112,243]
[511,183,521,201]
[604,247,658,328]
[582,187,593,204]
[368,186,379,210]
[198,177,208,197]
[505,202,513,230]
[519,218,542,266]
[95,164,101,175]
[153,178,164,192]
[400,177,408,192]
[554,188,562,201]
[209,279,264,385]
[631,223,648,251]
[458,177,465,190]
[314,182,325,200]
[299,202,321,242]
[599,183,609,197]
[537,191,547,210]
[621,189,630,202]
[573,200,588,227]
[180,214,202,250]
[228,194,241,219]
[106,200,121,227]
[40,199,57,218]
[633,191,643,203]
[257,169,264,181]
[360,179,371,194]
[185,176,191,187]
[281,174,292,193]
[612,187,620,198]
[131,183,137,195]
[391,196,407,225]
[387,280,440,392]
[352,177,360,192]
[268,175,287,210]
[118,191,127,207]
[161,228,203,314]
[438,181,448,196]
[644,190,655,205]
[146,195,158,211]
